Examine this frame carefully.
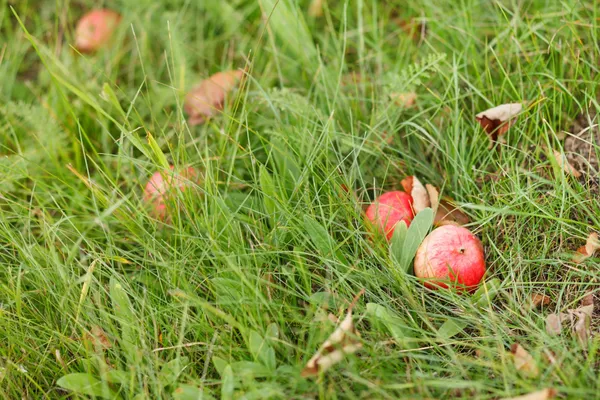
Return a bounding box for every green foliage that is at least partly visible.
[2,0,600,398]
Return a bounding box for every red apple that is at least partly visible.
[75,9,121,53]
[414,225,485,291]
[365,191,414,240]
[143,166,198,220]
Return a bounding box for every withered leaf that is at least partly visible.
[582,292,594,307]
[411,177,430,213]
[390,92,417,108]
[573,292,594,346]
[301,290,364,377]
[476,103,522,140]
[425,184,439,210]
[400,176,413,194]
[502,388,557,400]
[552,149,582,178]
[86,325,112,348]
[572,232,600,263]
[530,293,551,309]
[545,292,594,344]
[184,70,244,126]
[401,176,467,226]
[510,343,539,378]
[434,199,470,227]
[545,313,567,336]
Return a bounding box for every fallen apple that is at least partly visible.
[414,225,485,291]
[143,166,198,220]
[366,191,414,240]
[75,9,121,53]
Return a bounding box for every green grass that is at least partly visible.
[2,0,600,398]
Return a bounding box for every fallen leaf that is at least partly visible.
[85,326,111,348]
[184,70,244,126]
[502,388,557,400]
[425,184,439,210]
[545,313,567,336]
[510,343,539,378]
[476,103,522,141]
[582,292,594,307]
[545,292,594,343]
[401,176,467,226]
[572,291,594,346]
[400,176,413,194]
[301,290,364,377]
[390,92,417,108]
[411,177,430,213]
[572,232,600,263]
[434,198,470,226]
[530,293,551,309]
[573,309,591,345]
[552,149,582,178]
[308,0,324,17]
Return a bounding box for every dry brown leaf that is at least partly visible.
[434,198,470,226]
[545,292,594,344]
[530,293,551,309]
[510,343,539,378]
[308,0,324,17]
[425,184,439,210]
[572,232,600,263]
[400,176,413,194]
[184,70,244,126]
[572,292,594,346]
[390,92,417,108]
[573,309,591,345]
[545,313,567,336]
[400,176,467,226]
[502,388,557,400]
[301,290,364,377]
[85,326,111,348]
[582,292,594,307]
[476,103,522,141]
[552,149,582,178]
[411,177,430,213]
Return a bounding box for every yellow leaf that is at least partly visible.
[552,149,582,178]
[411,177,430,213]
[301,290,364,377]
[510,343,539,378]
[572,232,600,263]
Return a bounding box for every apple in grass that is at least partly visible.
[144,166,198,220]
[75,9,121,53]
[414,225,485,291]
[366,191,415,240]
